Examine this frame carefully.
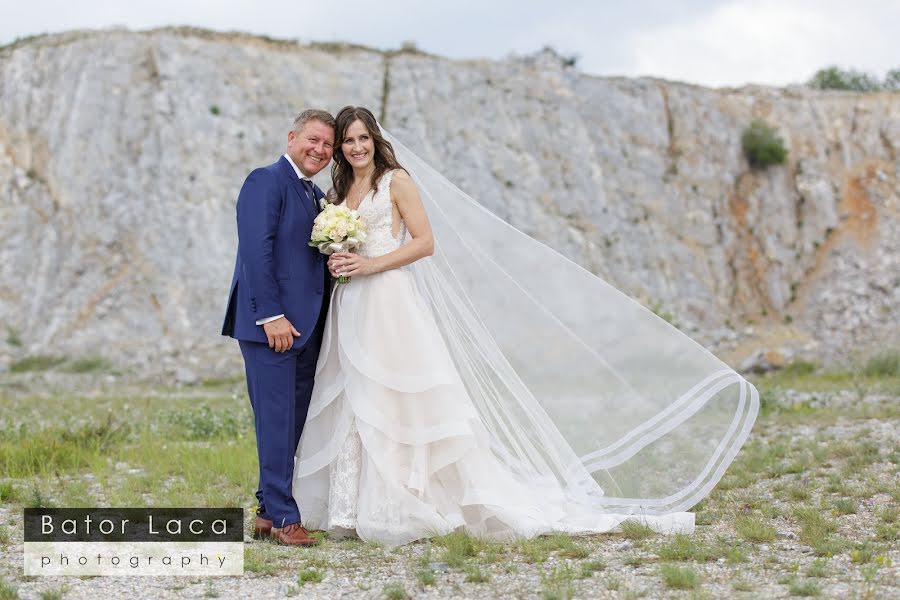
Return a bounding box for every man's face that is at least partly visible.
[287,120,335,177]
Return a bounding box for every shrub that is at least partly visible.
[63,356,111,373]
[863,351,899,378]
[808,66,882,91]
[783,360,817,377]
[742,120,787,168]
[10,355,65,373]
[884,68,900,90]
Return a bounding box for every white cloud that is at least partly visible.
[1,1,897,88]
[627,0,900,87]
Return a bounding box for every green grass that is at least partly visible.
[0,393,259,508]
[876,523,898,542]
[791,505,847,557]
[540,564,575,600]
[623,554,644,567]
[806,558,829,578]
[0,371,897,598]
[244,544,281,575]
[752,365,900,397]
[0,417,131,478]
[433,530,478,568]
[788,579,821,596]
[415,568,435,585]
[164,404,250,440]
[659,564,699,590]
[200,374,245,388]
[825,474,850,495]
[844,441,881,470]
[578,560,606,578]
[25,483,53,509]
[781,484,811,501]
[783,360,818,376]
[657,534,718,562]
[382,582,407,599]
[0,577,19,600]
[620,520,656,541]
[38,588,67,600]
[831,498,857,516]
[725,544,749,564]
[735,515,777,543]
[9,355,65,373]
[515,533,588,564]
[875,506,900,523]
[0,482,19,503]
[62,356,111,373]
[863,351,899,377]
[299,552,331,571]
[849,542,876,564]
[464,564,490,583]
[298,567,324,585]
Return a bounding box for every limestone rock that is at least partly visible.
[0,28,897,375]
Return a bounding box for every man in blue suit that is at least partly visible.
[222,109,335,546]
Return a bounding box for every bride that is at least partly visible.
[292,106,758,546]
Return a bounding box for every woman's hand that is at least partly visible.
[327,254,342,278]
[329,252,377,278]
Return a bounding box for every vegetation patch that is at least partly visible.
[742,119,788,168]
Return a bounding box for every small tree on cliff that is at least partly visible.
[807,65,900,91]
[741,120,788,169]
[884,68,900,90]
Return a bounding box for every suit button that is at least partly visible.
[316,288,323,295]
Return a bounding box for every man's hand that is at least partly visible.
[263,317,301,352]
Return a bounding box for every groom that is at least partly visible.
[222,109,335,546]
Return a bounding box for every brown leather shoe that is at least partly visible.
[252,516,273,540]
[271,523,320,546]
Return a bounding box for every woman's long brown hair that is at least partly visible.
[330,106,405,203]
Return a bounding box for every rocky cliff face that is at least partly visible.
[0,28,897,377]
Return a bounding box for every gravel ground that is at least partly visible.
[1,374,898,599]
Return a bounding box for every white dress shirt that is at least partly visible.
[254,154,313,326]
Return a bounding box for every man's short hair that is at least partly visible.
[293,109,335,132]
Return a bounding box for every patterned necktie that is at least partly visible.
[301,179,317,209]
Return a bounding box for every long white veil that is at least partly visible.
[383,129,758,517]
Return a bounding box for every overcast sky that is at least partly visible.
[2,0,897,87]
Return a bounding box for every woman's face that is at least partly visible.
[341,119,375,170]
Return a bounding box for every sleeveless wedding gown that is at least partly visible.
[293,170,695,546]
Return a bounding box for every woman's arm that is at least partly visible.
[329,171,434,277]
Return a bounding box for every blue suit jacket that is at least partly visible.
[222,156,328,350]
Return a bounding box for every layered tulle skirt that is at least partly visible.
[293,268,693,546]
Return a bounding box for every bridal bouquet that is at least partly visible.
[309,203,367,284]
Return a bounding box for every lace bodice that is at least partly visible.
[353,170,407,258]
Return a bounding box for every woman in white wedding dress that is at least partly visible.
[293,106,758,546]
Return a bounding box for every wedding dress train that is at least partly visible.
[291,167,736,545]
